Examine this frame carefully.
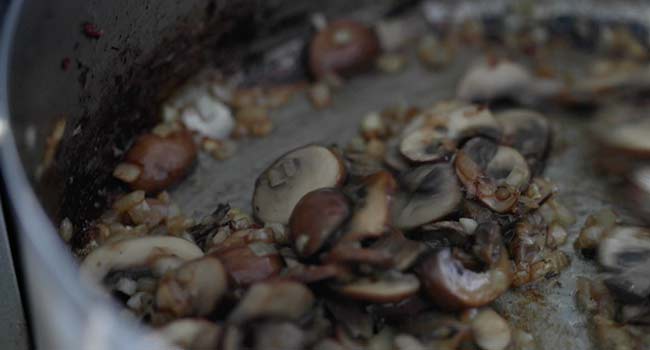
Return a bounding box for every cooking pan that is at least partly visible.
[1,0,649,349]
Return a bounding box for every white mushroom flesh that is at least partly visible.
[81,236,204,281]
[253,145,346,224]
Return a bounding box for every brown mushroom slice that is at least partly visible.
[370,231,427,271]
[417,247,512,311]
[81,236,204,281]
[335,272,420,303]
[228,281,314,323]
[324,243,394,268]
[211,243,283,286]
[399,128,451,163]
[309,20,380,79]
[495,109,551,174]
[384,138,410,172]
[455,138,530,213]
[392,163,462,230]
[285,263,352,284]
[289,188,350,257]
[124,130,198,193]
[155,256,228,317]
[417,221,473,248]
[398,105,500,164]
[156,319,221,349]
[253,145,346,225]
[345,171,397,241]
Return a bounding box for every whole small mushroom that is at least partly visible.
[253,145,347,225]
[124,130,198,193]
[309,20,381,79]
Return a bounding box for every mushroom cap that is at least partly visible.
[335,272,421,303]
[81,236,204,281]
[125,130,198,193]
[417,246,512,311]
[253,145,346,225]
[392,163,462,230]
[155,256,228,317]
[309,20,380,79]
[289,188,351,257]
[495,109,550,174]
[228,281,314,323]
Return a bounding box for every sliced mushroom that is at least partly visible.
[334,272,420,303]
[155,256,227,317]
[345,171,397,241]
[81,236,204,281]
[325,300,374,340]
[399,105,500,164]
[598,226,650,270]
[309,20,380,79]
[253,145,346,225]
[417,247,512,311]
[417,221,473,248]
[392,163,462,230]
[211,243,283,286]
[399,128,452,163]
[455,138,531,213]
[604,263,650,303]
[471,308,512,350]
[156,319,221,349]
[285,263,351,284]
[591,104,650,164]
[472,223,503,266]
[124,130,198,193]
[456,58,560,104]
[495,109,551,174]
[324,243,394,267]
[254,322,306,350]
[289,188,351,257]
[370,230,427,271]
[228,281,314,323]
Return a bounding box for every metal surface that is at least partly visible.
[0,195,28,350]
